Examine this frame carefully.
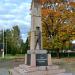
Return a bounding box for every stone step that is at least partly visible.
[47,65,59,70]
[37,65,59,71]
[11,68,33,75]
[17,65,65,74]
[55,73,72,75]
[11,70,72,75]
[11,69,70,75]
[14,67,28,75]
[12,66,66,75]
[19,64,59,71]
[19,64,31,68]
[19,65,37,72]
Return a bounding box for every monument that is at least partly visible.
[27,25,51,66]
[10,0,72,75]
[26,0,52,67]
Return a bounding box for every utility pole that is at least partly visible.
[6,37,7,56]
[2,28,4,58]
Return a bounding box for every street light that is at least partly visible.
[2,28,4,58]
[5,36,7,56]
[1,29,4,58]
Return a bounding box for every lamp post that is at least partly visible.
[2,28,4,58]
[6,36,7,56]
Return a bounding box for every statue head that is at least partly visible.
[36,26,40,30]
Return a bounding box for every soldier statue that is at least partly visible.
[35,26,41,50]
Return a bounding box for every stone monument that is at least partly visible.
[10,0,72,75]
[26,0,52,67]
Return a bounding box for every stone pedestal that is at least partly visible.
[10,50,72,75]
[31,54,36,66]
[25,54,27,64]
[48,54,52,65]
[26,50,52,66]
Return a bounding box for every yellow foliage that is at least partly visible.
[70,2,75,7]
[30,0,75,50]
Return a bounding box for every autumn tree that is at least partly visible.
[41,0,75,57]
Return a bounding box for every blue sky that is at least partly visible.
[0,0,31,42]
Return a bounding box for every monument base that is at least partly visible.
[10,50,72,75]
[10,64,72,75]
[26,50,52,66]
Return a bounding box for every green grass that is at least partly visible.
[0,54,25,60]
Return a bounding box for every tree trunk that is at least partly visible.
[56,48,60,59]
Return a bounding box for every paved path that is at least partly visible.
[0,68,9,75]
[0,59,24,75]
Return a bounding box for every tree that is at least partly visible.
[4,25,22,55]
[4,29,11,54]
[41,1,75,58]
[21,37,29,54]
[0,25,29,55]
[11,25,21,54]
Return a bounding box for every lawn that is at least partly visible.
[52,57,75,74]
[0,54,25,60]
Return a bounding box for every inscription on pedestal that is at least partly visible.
[27,54,31,65]
[36,54,48,66]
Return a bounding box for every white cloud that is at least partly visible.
[10,2,31,14]
[4,14,15,18]
[0,14,15,19]
[0,20,12,29]
[13,19,26,25]
[0,24,12,30]
[19,2,31,10]
[21,33,28,42]
[0,20,10,23]
[4,3,17,7]
[5,0,10,2]
[21,33,27,38]
[0,3,5,11]
[0,0,31,42]
[0,7,4,11]
[25,15,31,23]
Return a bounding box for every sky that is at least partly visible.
[0,0,32,42]
[0,0,75,44]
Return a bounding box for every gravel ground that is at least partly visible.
[0,58,75,75]
[52,58,75,75]
[0,58,24,75]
